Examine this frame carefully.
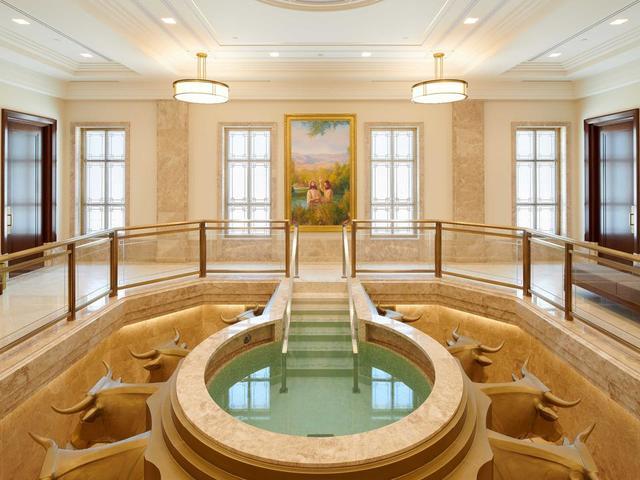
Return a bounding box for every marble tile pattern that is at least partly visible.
[174,284,464,467]
[362,279,640,480]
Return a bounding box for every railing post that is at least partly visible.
[199,221,206,278]
[285,220,291,278]
[67,243,76,320]
[435,221,442,278]
[522,230,531,297]
[342,223,347,279]
[109,231,118,297]
[564,243,573,320]
[294,224,300,279]
[350,221,357,278]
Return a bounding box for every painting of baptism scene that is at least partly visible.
[286,115,355,230]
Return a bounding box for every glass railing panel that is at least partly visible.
[205,224,286,273]
[572,250,640,348]
[354,224,435,273]
[118,225,200,288]
[442,225,522,287]
[75,235,110,307]
[0,246,68,348]
[530,236,564,307]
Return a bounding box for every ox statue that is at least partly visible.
[220,304,265,324]
[446,326,504,382]
[375,303,423,322]
[30,431,148,480]
[489,424,599,479]
[478,359,581,442]
[129,328,190,382]
[51,361,159,449]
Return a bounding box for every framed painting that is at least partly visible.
[285,114,356,231]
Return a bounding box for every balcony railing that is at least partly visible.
[0,219,297,351]
[343,219,640,352]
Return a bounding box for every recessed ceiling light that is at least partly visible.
[80,53,93,58]
[12,18,30,25]
[463,17,479,25]
[610,18,628,25]
[361,51,372,57]
[269,51,280,57]
[548,52,562,58]
[161,17,177,24]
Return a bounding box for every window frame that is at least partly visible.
[367,125,420,237]
[221,125,275,237]
[80,127,128,234]
[514,126,562,235]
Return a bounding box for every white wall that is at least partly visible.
[0,84,66,241]
[64,100,157,237]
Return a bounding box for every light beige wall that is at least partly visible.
[189,100,453,221]
[64,100,157,237]
[0,84,66,241]
[484,100,577,235]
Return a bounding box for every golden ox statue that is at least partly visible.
[446,326,504,382]
[51,362,159,449]
[129,328,190,382]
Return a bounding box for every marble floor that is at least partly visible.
[2,259,640,352]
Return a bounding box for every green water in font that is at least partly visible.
[207,314,431,437]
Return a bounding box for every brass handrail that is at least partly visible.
[0,219,293,350]
[348,218,640,352]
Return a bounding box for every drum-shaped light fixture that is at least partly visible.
[411,53,467,104]
[173,52,229,104]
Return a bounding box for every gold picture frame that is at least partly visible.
[285,114,356,232]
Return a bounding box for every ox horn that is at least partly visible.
[29,432,56,449]
[451,325,460,341]
[473,352,493,366]
[51,395,95,415]
[173,328,181,345]
[402,313,423,323]
[129,348,158,360]
[543,391,581,408]
[576,423,596,444]
[479,341,504,353]
[220,313,239,324]
[536,403,559,421]
[102,360,112,379]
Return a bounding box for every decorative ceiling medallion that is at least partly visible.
[257,0,381,11]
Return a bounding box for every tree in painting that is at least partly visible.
[289,119,352,227]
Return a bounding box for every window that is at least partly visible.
[515,128,560,234]
[227,367,271,419]
[371,367,415,416]
[81,128,126,234]
[224,127,272,235]
[370,127,418,235]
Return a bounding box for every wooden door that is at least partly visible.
[585,109,640,254]
[1,110,57,263]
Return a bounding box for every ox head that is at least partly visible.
[129,328,190,382]
[375,303,423,322]
[481,359,581,442]
[50,361,155,448]
[29,433,57,480]
[446,325,504,382]
[51,361,121,423]
[220,304,263,324]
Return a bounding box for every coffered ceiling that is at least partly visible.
[0,0,638,99]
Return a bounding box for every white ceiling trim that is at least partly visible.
[573,58,640,98]
[0,57,66,97]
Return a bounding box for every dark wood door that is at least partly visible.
[5,122,43,255]
[599,121,636,253]
[1,110,57,265]
[585,109,640,255]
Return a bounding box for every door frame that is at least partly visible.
[584,108,639,250]
[1,109,57,254]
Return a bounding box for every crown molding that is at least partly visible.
[0,58,66,97]
[573,59,640,99]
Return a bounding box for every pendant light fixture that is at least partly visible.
[173,52,229,104]
[411,52,468,104]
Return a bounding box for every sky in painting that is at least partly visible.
[291,120,350,157]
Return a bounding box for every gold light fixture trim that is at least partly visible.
[173,52,229,104]
[412,53,468,104]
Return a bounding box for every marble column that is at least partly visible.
[450,100,485,262]
[156,100,190,261]
[156,100,189,224]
